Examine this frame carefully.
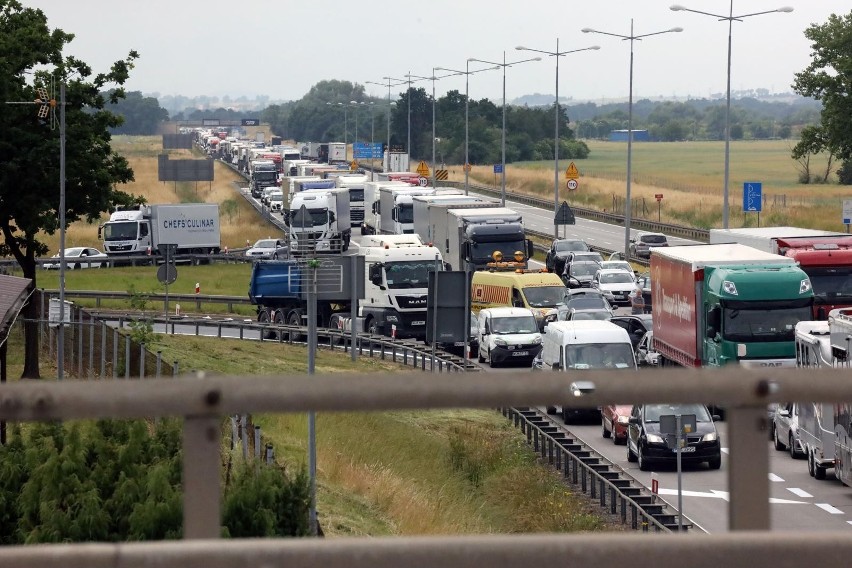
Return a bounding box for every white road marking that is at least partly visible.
[816,503,844,515]
[846,521,852,527]
[657,488,806,505]
[769,473,784,482]
[721,447,729,454]
[787,487,812,498]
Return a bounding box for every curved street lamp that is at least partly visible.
[671,2,793,229]
[516,41,600,238]
[582,22,683,259]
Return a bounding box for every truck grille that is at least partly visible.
[351,210,365,222]
[396,295,428,309]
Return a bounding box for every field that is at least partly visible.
[449,139,845,231]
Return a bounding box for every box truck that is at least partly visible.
[99,203,221,262]
[362,180,415,235]
[651,243,814,368]
[287,188,351,254]
[412,194,495,243]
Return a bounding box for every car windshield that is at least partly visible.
[569,263,599,277]
[600,272,635,284]
[641,234,667,244]
[491,315,539,334]
[564,343,635,370]
[572,253,603,263]
[601,262,632,272]
[723,305,812,343]
[569,310,611,321]
[556,241,588,252]
[254,240,277,249]
[522,286,567,307]
[566,297,608,310]
[643,404,711,423]
[384,260,440,289]
[103,221,138,241]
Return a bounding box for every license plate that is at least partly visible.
[412,321,425,326]
[512,351,529,357]
[673,446,697,453]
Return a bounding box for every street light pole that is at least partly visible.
[407,69,463,188]
[368,77,407,174]
[671,3,793,229]
[516,41,600,238]
[582,22,683,259]
[469,53,542,206]
[435,63,500,196]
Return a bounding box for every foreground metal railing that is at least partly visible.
[2,368,852,566]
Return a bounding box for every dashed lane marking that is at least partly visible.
[787,488,813,498]
[816,503,844,515]
[769,473,784,482]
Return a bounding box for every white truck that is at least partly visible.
[431,206,533,272]
[540,320,636,423]
[287,188,351,254]
[412,194,494,243]
[335,174,369,230]
[379,186,439,235]
[99,203,221,263]
[362,180,415,235]
[359,233,443,340]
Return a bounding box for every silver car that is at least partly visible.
[773,402,805,459]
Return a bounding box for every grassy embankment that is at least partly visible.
[450,139,843,231]
[13,136,617,537]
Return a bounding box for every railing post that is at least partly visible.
[728,406,770,530]
[100,321,107,378]
[139,343,146,378]
[183,416,221,539]
[124,335,131,379]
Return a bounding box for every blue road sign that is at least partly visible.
[353,142,383,159]
[493,163,503,174]
[743,182,762,212]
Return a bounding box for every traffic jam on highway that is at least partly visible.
[194,129,852,530]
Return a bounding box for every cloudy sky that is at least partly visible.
[23,1,845,103]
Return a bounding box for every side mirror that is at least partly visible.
[706,326,717,339]
[462,241,471,261]
[526,239,534,259]
[483,322,490,335]
[628,417,640,425]
[712,415,722,422]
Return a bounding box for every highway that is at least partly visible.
[230,168,852,534]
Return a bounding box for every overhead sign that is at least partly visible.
[241,118,260,126]
[416,160,430,177]
[843,200,852,225]
[743,182,762,212]
[565,162,579,179]
[493,163,503,174]
[389,143,406,153]
[567,179,578,191]
[554,201,576,225]
[353,142,383,159]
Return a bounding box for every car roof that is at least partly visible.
[596,268,632,275]
[480,307,536,317]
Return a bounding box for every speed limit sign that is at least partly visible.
[418,176,428,187]
[567,179,578,191]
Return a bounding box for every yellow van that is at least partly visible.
[470,270,567,322]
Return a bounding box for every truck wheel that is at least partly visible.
[258,309,275,340]
[288,311,305,342]
[367,318,381,336]
[808,450,816,477]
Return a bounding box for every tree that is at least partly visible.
[791,11,852,183]
[0,1,140,378]
[109,91,169,135]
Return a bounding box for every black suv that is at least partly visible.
[545,239,590,275]
[627,403,722,471]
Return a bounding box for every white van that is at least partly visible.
[541,320,636,423]
[477,307,542,367]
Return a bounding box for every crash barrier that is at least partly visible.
[0,368,848,566]
[503,406,681,533]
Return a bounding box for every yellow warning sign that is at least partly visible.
[463,163,472,173]
[416,160,431,177]
[565,162,579,179]
[350,160,358,171]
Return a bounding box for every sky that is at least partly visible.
[22,1,846,105]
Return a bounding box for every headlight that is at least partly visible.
[617,415,629,424]
[646,433,664,444]
[494,338,507,346]
[800,278,812,294]
[702,432,718,442]
[531,336,542,345]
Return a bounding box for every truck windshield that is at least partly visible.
[384,260,440,288]
[564,343,635,370]
[491,316,538,334]
[723,305,813,342]
[805,267,852,304]
[103,221,137,241]
[523,286,568,308]
[470,239,527,264]
[397,204,414,224]
[255,171,277,182]
[290,208,329,227]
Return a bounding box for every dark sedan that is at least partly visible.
[626,403,722,471]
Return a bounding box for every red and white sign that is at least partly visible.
[418,176,428,187]
[195,282,200,294]
[655,193,664,201]
[567,179,578,191]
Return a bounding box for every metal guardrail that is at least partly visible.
[505,406,679,533]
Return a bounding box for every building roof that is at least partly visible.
[0,274,32,340]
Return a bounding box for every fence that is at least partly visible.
[0,368,851,567]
